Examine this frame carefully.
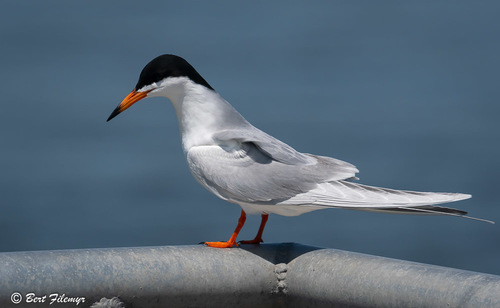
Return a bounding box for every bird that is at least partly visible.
[107,54,492,248]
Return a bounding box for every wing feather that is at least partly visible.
[187,143,356,203]
[281,180,471,208]
[183,118,491,224]
[212,127,356,175]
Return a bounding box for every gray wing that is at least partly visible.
[186,142,490,223]
[212,127,357,173]
[187,142,357,204]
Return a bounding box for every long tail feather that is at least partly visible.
[396,206,494,224]
[285,180,493,223]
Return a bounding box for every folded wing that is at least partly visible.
[189,130,490,223]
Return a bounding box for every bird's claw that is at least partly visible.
[202,241,239,248]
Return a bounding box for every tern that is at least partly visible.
[107,54,492,248]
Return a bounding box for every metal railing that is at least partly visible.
[0,243,499,307]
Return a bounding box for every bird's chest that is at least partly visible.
[181,130,214,154]
[176,104,223,153]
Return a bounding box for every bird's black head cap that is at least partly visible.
[135,54,214,91]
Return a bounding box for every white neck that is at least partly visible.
[148,77,249,153]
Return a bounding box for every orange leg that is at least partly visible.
[239,213,269,245]
[204,210,246,248]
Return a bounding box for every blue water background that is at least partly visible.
[1,2,499,275]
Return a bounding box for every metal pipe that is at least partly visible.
[285,248,500,307]
[0,243,498,307]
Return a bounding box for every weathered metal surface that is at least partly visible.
[286,249,500,307]
[0,243,498,307]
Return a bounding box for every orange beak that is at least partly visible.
[107,89,151,122]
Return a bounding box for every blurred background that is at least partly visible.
[0,2,499,275]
